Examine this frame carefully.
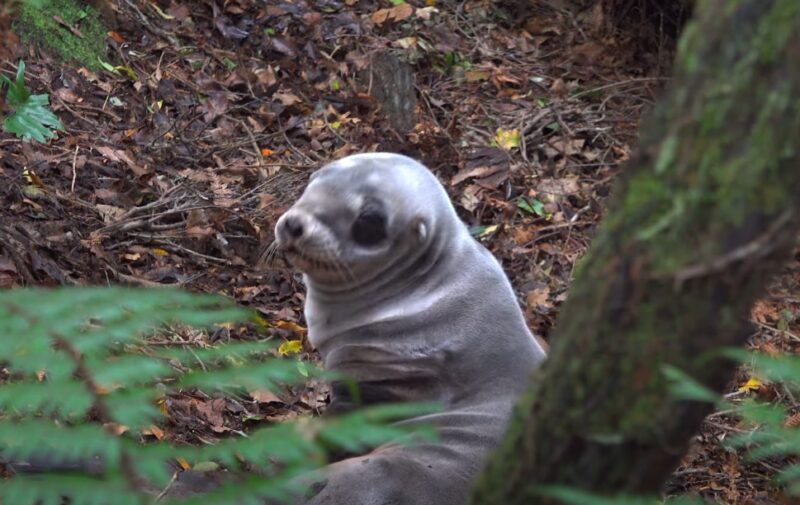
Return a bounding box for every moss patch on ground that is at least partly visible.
[15,0,108,71]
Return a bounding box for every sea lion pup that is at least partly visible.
[275,152,547,505]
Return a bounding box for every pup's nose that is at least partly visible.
[282,216,304,239]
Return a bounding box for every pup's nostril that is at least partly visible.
[283,217,304,239]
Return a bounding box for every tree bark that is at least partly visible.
[471,1,800,503]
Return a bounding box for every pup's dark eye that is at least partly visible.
[351,209,387,246]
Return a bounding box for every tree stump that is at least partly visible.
[361,50,418,134]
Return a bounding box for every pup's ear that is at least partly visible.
[411,216,428,243]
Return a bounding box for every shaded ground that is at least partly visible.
[1,0,798,502]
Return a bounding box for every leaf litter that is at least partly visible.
[1,0,798,501]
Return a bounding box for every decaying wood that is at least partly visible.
[361,50,418,134]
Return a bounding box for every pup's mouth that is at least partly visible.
[283,246,339,273]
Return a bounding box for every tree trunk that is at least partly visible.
[471,1,800,503]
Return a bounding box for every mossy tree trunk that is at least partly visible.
[471,1,800,503]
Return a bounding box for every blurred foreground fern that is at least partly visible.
[0,287,435,504]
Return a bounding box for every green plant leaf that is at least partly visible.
[1,61,64,143]
[518,197,546,217]
[662,365,720,403]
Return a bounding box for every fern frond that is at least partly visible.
[317,403,440,453]
[1,286,441,505]
[0,381,93,418]
[104,389,164,430]
[179,359,319,391]
[87,355,172,389]
[191,422,320,468]
[120,442,176,488]
[0,420,121,466]
[170,471,312,505]
[0,474,143,505]
[154,340,277,364]
[0,337,68,377]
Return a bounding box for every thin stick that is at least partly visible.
[71,145,79,192]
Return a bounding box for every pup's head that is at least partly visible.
[273,153,456,289]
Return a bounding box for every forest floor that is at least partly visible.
[1,0,799,502]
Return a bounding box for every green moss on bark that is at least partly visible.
[15,0,108,71]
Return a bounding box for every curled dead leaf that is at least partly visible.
[96,204,126,224]
[371,3,414,25]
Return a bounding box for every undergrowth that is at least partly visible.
[0,287,436,505]
[14,0,108,71]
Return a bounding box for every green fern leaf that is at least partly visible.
[0,421,121,466]
[178,422,320,469]
[0,474,142,505]
[179,360,318,392]
[0,382,93,418]
[104,389,164,430]
[88,355,172,389]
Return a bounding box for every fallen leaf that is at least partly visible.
[195,398,226,427]
[96,204,126,224]
[512,225,537,245]
[738,377,763,393]
[415,6,438,20]
[465,70,490,82]
[250,389,282,403]
[460,184,481,212]
[96,146,149,176]
[275,320,307,334]
[495,128,521,150]
[278,340,303,356]
[143,425,165,440]
[534,177,580,203]
[526,285,551,308]
[371,3,414,25]
[274,92,302,106]
[451,165,505,185]
[193,461,221,472]
[549,137,585,156]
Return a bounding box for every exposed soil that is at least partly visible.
[1,0,798,502]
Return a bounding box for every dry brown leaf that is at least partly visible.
[256,67,277,86]
[548,138,585,156]
[527,285,551,309]
[751,300,779,323]
[53,87,82,104]
[143,425,166,440]
[451,165,505,186]
[371,3,414,25]
[250,389,282,403]
[96,146,149,176]
[415,6,438,20]
[572,42,605,61]
[465,70,490,82]
[195,398,226,428]
[96,204,126,224]
[785,412,800,428]
[460,185,481,213]
[103,423,129,436]
[275,320,308,334]
[535,177,580,203]
[258,193,276,209]
[512,226,537,245]
[274,92,302,106]
[186,226,215,238]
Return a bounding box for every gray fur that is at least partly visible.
[275,153,546,505]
